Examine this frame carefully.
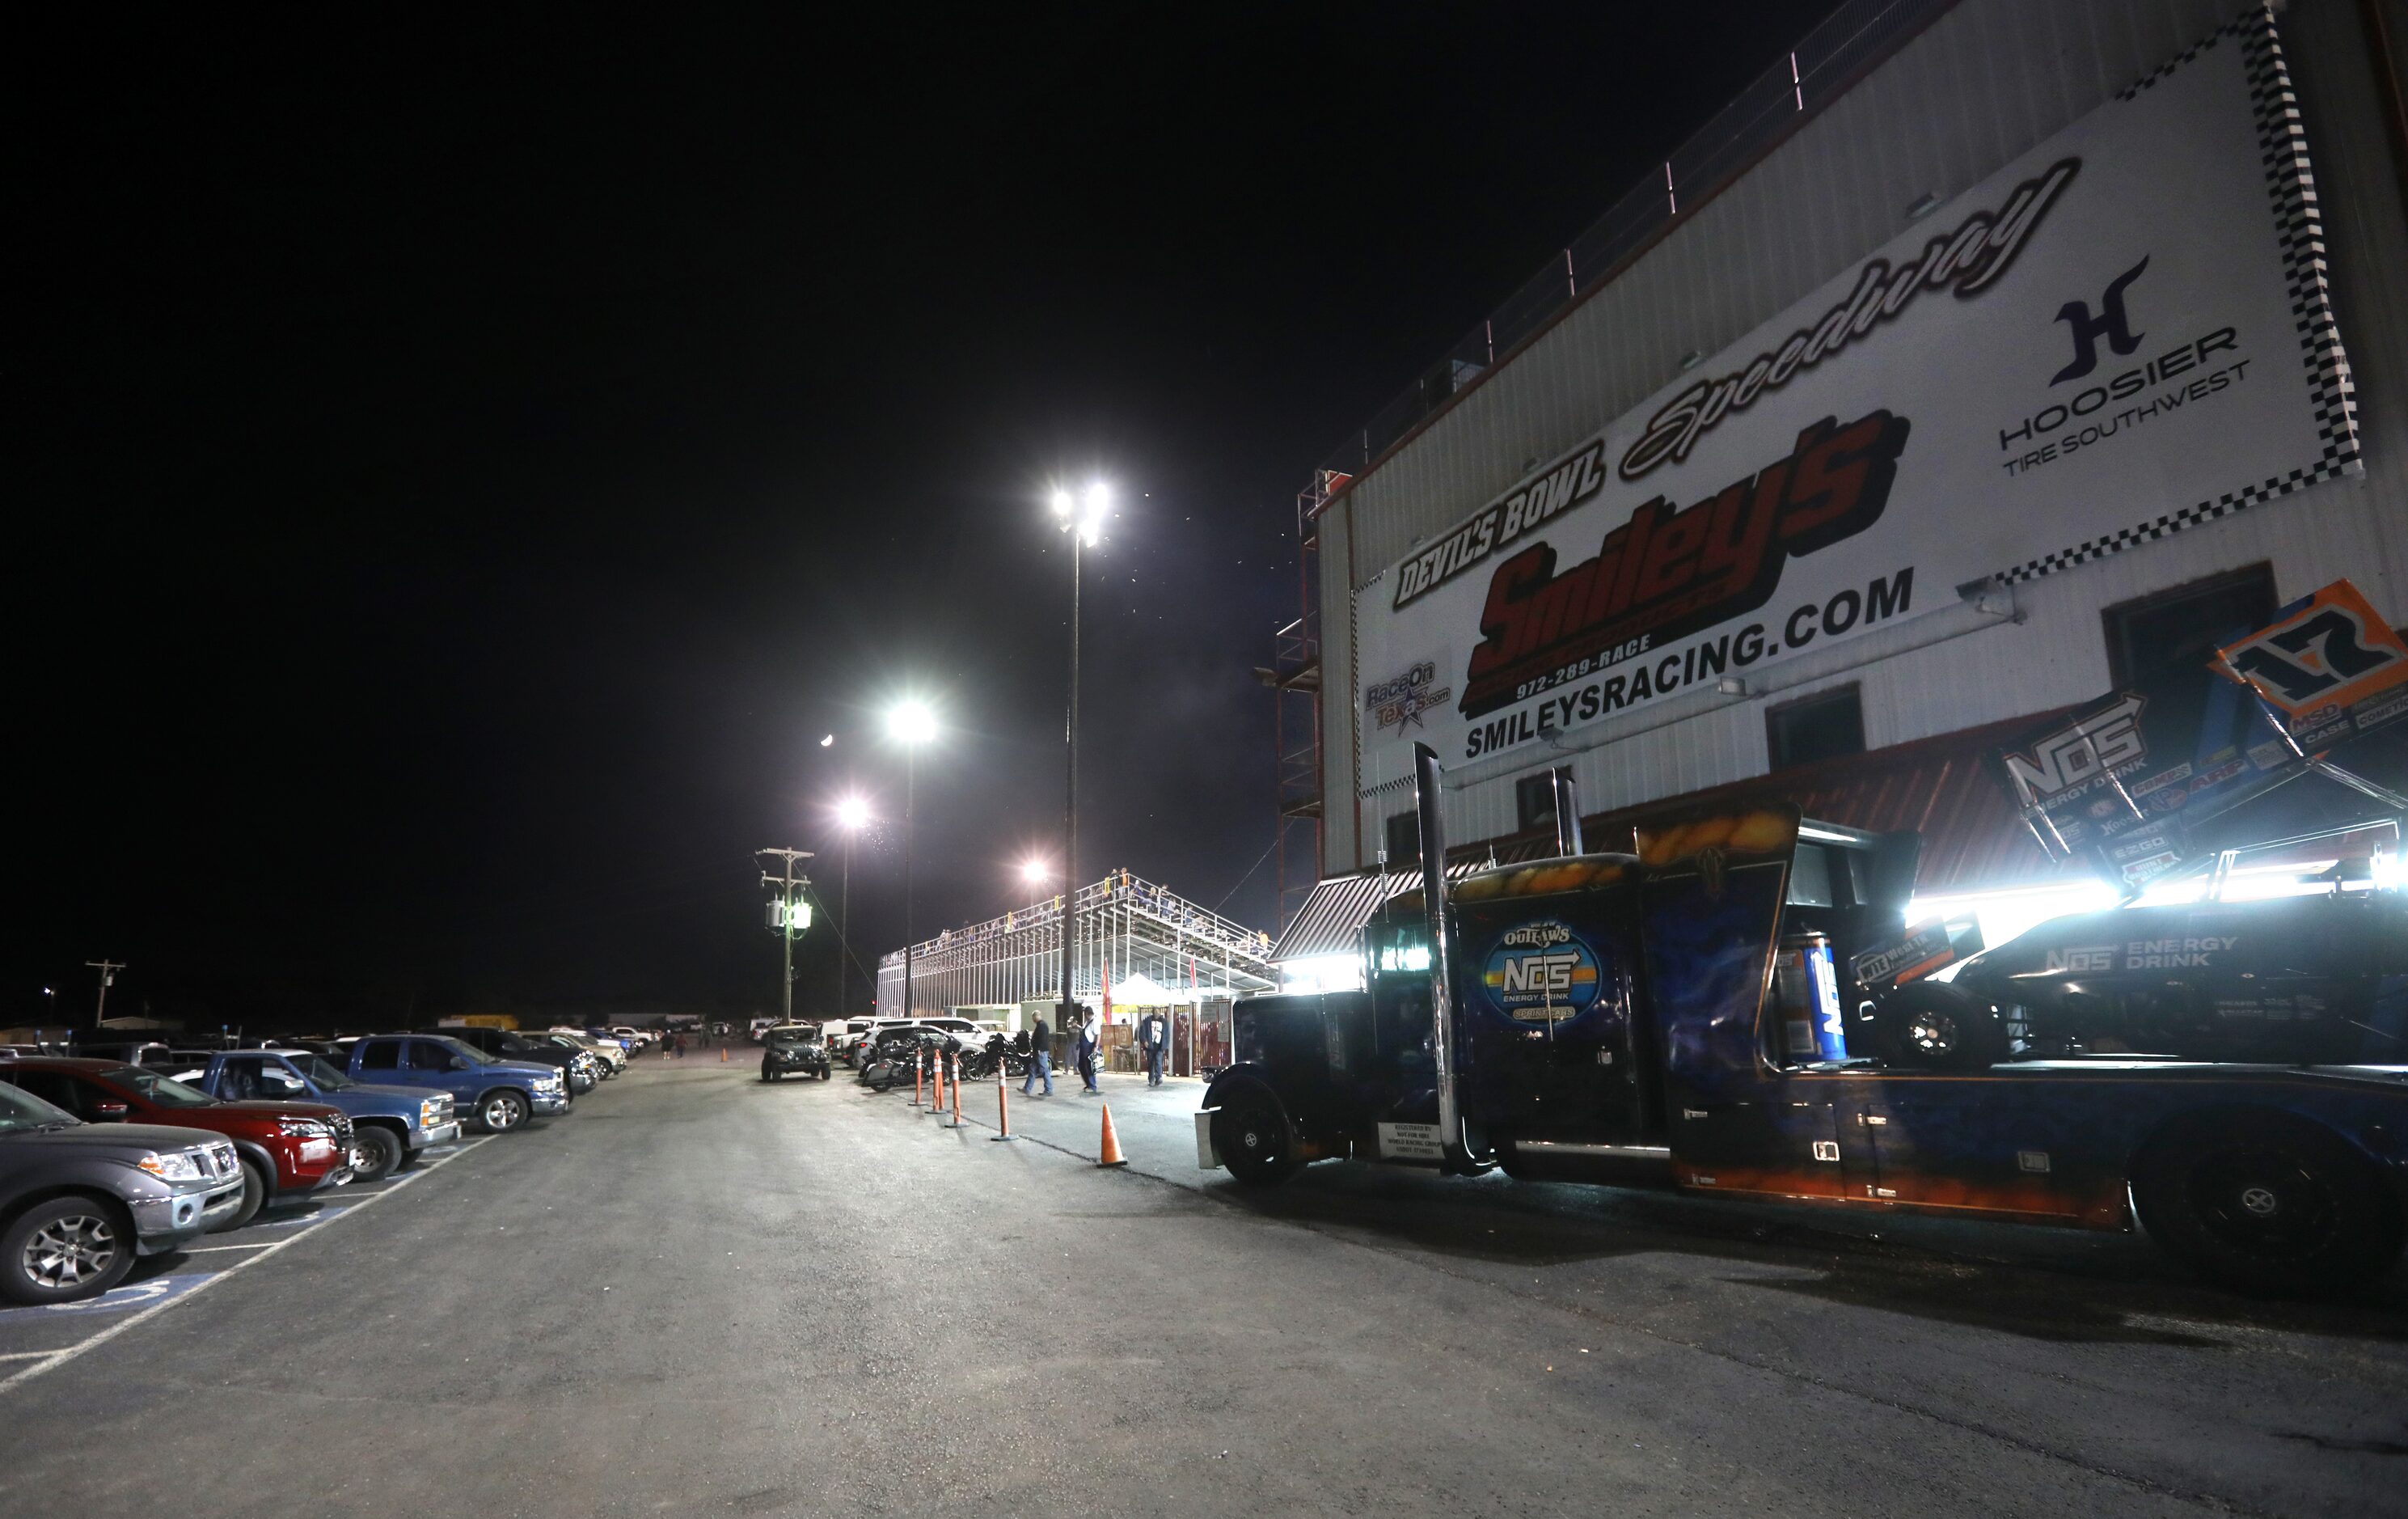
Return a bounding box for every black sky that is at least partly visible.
[16,4,1834,1029]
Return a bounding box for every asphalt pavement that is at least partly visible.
[2,1052,2402,1517]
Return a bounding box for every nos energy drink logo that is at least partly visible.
[1482,920,1602,1023]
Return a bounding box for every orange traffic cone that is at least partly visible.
[720,1047,727,1063]
[949,1056,964,1128]
[932,1052,946,1114]
[913,1051,924,1107]
[991,1060,1015,1142]
[1096,1102,1127,1167]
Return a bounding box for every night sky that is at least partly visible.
[19,5,1833,1030]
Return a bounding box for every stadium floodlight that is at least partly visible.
[1021,858,1050,885]
[1051,480,1108,547]
[886,699,938,746]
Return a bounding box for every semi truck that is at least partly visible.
[1200,744,2406,1295]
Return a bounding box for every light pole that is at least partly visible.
[887,700,938,1018]
[833,794,870,1016]
[1049,484,1107,1036]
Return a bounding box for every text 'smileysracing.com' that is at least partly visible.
[1459,406,1916,759]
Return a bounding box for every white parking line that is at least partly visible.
[177,1242,279,1255]
[0,1135,494,1394]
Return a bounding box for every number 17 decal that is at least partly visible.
[2216,579,2408,717]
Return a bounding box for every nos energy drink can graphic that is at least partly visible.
[1776,933,1849,1063]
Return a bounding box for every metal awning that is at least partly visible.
[1269,855,1540,964]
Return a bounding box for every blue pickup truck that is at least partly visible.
[344,1035,568,1135]
[187,1049,462,1183]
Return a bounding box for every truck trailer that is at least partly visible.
[1201,744,2406,1295]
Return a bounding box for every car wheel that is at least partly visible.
[2,1197,137,1305]
[212,1159,268,1233]
[2134,1113,2404,1296]
[1211,1087,1301,1187]
[479,1090,530,1133]
[1875,983,2007,1072]
[350,1127,404,1184]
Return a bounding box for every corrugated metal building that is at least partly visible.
[1278,0,2407,983]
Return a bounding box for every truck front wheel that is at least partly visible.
[478,1090,530,1133]
[1212,1089,1301,1187]
[349,1126,404,1183]
[2133,1113,2404,1297]
[2,1196,137,1305]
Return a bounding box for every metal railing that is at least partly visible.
[876,870,1277,1018]
[1315,0,1954,489]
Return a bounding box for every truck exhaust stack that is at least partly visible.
[1551,766,1583,857]
[1413,742,1485,1173]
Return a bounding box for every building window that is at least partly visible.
[1766,685,1864,771]
[2102,565,2276,690]
[1384,809,1420,865]
[1515,774,1557,836]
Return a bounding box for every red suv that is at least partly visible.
[0,1058,353,1231]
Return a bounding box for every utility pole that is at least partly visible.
[755,849,813,1025]
[85,959,124,1029]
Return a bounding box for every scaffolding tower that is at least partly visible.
[1262,470,1341,933]
[875,869,1276,1020]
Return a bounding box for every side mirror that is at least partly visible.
[93,1102,130,1120]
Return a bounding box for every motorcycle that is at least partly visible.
[858,1034,946,1093]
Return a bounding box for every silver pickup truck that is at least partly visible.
[0,1078,246,1304]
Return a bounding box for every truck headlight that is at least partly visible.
[138,1150,205,1182]
[278,1117,334,1138]
[420,1099,442,1127]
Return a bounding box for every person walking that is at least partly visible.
[1020,1015,1054,1098]
[1139,1009,1168,1087]
[1075,1009,1100,1094]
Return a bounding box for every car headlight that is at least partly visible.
[537,1073,563,1089]
[420,1099,442,1127]
[279,1117,334,1138]
[138,1150,205,1182]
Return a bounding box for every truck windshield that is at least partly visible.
[107,1067,218,1107]
[283,1054,354,1090]
[0,1083,78,1132]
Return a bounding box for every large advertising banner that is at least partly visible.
[1354,6,2357,788]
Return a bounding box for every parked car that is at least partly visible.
[609,1026,653,1051]
[0,1079,246,1303]
[344,1035,568,1133]
[832,1018,879,1067]
[0,1058,352,1231]
[548,1029,627,1073]
[185,1049,460,1183]
[525,1032,616,1085]
[426,1026,598,1095]
[760,1025,830,1081]
[70,1040,177,1070]
[748,1018,777,1043]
